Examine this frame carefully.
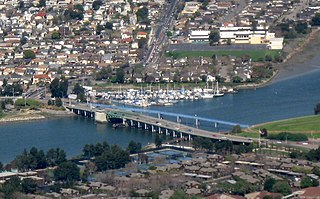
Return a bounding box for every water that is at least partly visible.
[1,65,320,163]
[0,117,154,163]
[147,69,320,125]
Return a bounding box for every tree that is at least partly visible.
[20,37,27,45]
[260,128,268,137]
[113,68,125,83]
[46,148,67,166]
[49,78,68,98]
[264,54,273,62]
[21,178,37,194]
[18,1,24,10]
[311,13,320,26]
[38,0,46,7]
[166,31,173,37]
[295,22,308,34]
[232,76,242,83]
[136,7,149,23]
[92,0,103,10]
[23,50,35,59]
[138,38,148,48]
[192,137,213,151]
[272,181,292,196]
[314,103,320,115]
[105,22,113,30]
[55,98,63,107]
[154,134,162,148]
[94,145,130,171]
[0,176,21,199]
[96,24,104,35]
[300,176,314,188]
[231,125,241,134]
[209,31,220,45]
[127,141,142,154]
[264,177,276,192]
[54,161,80,183]
[51,31,61,40]
[73,83,85,96]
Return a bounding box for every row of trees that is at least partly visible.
[11,147,66,171]
[82,140,142,171]
[0,82,23,97]
[267,132,308,142]
[192,137,253,155]
[289,146,320,161]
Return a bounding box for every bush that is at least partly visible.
[15,99,42,108]
[267,132,308,142]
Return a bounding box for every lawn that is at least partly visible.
[250,115,320,138]
[166,50,281,61]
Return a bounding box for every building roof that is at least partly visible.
[301,187,320,197]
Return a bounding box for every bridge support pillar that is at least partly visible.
[158,127,161,134]
[84,111,86,117]
[138,122,141,128]
[151,125,154,132]
[180,132,183,138]
[130,120,133,126]
[196,118,199,128]
[122,118,126,125]
[188,134,192,141]
[95,111,107,123]
[165,129,169,135]
[173,131,176,137]
[144,123,147,130]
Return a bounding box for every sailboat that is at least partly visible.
[213,81,224,97]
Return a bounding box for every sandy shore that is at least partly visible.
[273,28,320,82]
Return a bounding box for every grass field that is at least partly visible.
[166,50,281,61]
[247,115,320,138]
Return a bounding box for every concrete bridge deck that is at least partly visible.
[65,103,254,144]
[65,103,320,149]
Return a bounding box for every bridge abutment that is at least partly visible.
[95,111,107,123]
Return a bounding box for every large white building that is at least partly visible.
[189,30,210,41]
[218,25,283,49]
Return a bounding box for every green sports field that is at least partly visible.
[166,50,280,61]
[248,115,320,138]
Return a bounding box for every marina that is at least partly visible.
[94,81,229,107]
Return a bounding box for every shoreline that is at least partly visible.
[235,28,320,89]
[0,109,74,124]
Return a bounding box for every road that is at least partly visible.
[144,0,179,65]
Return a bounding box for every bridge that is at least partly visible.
[65,103,255,144]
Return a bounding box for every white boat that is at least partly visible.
[201,93,214,99]
[213,81,224,97]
